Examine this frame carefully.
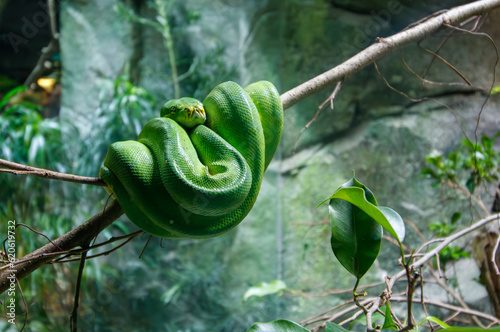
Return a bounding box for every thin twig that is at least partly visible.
[51,232,141,264]
[400,48,472,87]
[428,266,485,328]
[491,233,500,275]
[420,267,434,332]
[1,230,142,271]
[390,296,500,324]
[285,280,387,298]
[70,246,88,332]
[417,43,472,86]
[292,81,343,154]
[138,235,153,259]
[374,61,425,102]
[24,0,59,87]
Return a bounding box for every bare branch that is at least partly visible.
[24,0,59,87]
[390,296,500,324]
[0,159,106,186]
[280,0,500,110]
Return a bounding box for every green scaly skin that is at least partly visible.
[99,81,283,238]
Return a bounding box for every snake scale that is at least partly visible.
[99,81,283,238]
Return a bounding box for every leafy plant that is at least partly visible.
[77,75,157,177]
[319,176,405,293]
[422,133,500,193]
[0,86,65,169]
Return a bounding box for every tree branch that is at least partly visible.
[24,0,60,87]
[280,0,500,110]
[2,0,500,296]
[0,200,123,294]
[0,159,106,186]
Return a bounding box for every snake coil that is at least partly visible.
[99,81,283,238]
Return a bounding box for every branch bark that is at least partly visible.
[0,159,106,186]
[280,0,500,110]
[2,0,500,294]
[0,200,123,294]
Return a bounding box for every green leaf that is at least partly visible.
[325,322,351,332]
[419,316,450,328]
[378,207,405,243]
[382,303,398,330]
[327,179,383,279]
[329,187,404,243]
[0,85,26,110]
[490,85,500,95]
[450,212,462,225]
[246,319,310,332]
[324,177,406,279]
[243,280,287,302]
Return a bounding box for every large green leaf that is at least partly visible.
[327,178,383,279]
[322,177,406,279]
[329,187,405,243]
[243,280,287,302]
[246,319,310,332]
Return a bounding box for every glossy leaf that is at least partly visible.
[243,280,287,302]
[329,187,405,244]
[378,206,405,243]
[246,319,310,332]
[327,178,383,279]
[325,322,351,332]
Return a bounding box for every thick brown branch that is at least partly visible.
[0,200,123,294]
[280,0,500,110]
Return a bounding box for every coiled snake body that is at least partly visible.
[99,81,283,238]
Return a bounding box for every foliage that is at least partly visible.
[319,176,405,289]
[0,87,74,330]
[422,134,499,268]
[422,134,500,193]
[428,213,469,267]
[77,75,157,177]
[0,86,65,169]
[0,78,157,331]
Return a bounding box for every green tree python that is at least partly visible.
[99,81,283,238]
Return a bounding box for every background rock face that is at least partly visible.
[52,0,500,329]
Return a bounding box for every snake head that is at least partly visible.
[160,97,206,129]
